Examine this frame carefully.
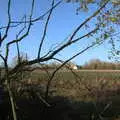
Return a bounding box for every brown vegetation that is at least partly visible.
[81,59,120,70]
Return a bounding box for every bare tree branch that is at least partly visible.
[0,54,6,62]
[16,16,27,64]
[53,58,97,96]
[5,0,35,62]
[0,0,11,46]
[25,27,99,65]
[16,16,27,39]
[2,1,35,120]
[7,26,100,79]
[10,0,63,24]
[35,0,110,62]
[69,0,109,41]
[38,0,55,58]
[45,42,97,100]
[16,42,21,64]
[0,15,26,30]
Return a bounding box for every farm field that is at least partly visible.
[29,70,120,101]
[17,70,120,120]
[30,70,120,86]
[3,70,120,120]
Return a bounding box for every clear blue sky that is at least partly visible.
[0,0,114,65]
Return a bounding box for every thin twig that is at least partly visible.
[7,26,101,78]
[11,0,62,24]
[5,0,34,61]
[45,43,96,100]
[38,0,55,58]
[0,0,11,45]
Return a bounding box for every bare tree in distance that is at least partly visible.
[0,0,120,119]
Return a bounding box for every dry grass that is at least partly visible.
[3,70,120,120]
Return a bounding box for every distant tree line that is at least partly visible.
[1,58,120,70]
[78,59,120,70]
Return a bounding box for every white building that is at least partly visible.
[66,62,78,70]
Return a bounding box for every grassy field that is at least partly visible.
[28,70,120,100]
[31,70,120,119]
[8,70,120,120]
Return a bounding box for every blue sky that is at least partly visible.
[0,0,114,65]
